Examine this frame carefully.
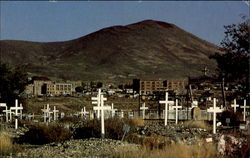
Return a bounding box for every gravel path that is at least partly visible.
[16,138,139,158]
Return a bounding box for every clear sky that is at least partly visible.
[0,1,249,45]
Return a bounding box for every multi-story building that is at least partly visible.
[46,82,72,96]
[133,78,188,95]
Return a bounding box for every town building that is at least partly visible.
[133,78,188,95]
[46,82,72,96]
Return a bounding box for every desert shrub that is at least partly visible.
[59,116,82,124]
[18,124,72,145]
[128,117,144,126]
[74,118,141,140]
[0,131,12,155]
[183,120,211,131]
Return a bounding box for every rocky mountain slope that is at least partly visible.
[0,20,220,81]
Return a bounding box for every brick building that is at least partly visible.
[133,78,188,95]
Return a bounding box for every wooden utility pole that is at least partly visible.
[221,78,226,108]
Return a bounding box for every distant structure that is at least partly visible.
[133,78,187,95]
[24,76,79,97]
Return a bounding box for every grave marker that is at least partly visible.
[207,98,223,134]
[240,99,249,121]
[231,99,239,113]
[0,103,8,122]
[173,99,182,124]
[93,93,111,138]
[10,100,23,129]
[140,102,148,119]
[53,106,59,121]
[91,89,102,119]
[79,107,89,119]
[159,92,173,126]
[111,103,117,118]
[41,104,52,123]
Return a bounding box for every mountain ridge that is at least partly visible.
[0,19,220,81]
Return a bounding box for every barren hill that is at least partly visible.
[0,20,219,81]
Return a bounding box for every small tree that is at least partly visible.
[210,18,250,96]
[0,63,28,106]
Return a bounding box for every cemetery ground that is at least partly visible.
[0,96,250,158]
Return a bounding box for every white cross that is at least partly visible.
[10,99,23,117]
[41,104,52,123]
[111,103,117,118]
[140,102,148,119]
[240,99,249,121]
[9,99,23,129]
[93,93,111,138]
[92,89,103,119]
[231,99,239,113]
[79,107,89,118]
[53,106,59,121]
[173,99,182,124]
[159,92,174,126]
[207,98,223,134]
[0,103,8,122]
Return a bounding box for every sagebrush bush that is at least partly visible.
[74,118,142,140]
[0,131,12,155]
[18,124,72,145]
[183,120,211,131]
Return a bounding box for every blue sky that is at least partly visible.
[0,1,249,45]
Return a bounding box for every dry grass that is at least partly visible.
[114,141,217,158]
[183,120,212,131]
[129,117,144,126]
[0,131,12,155]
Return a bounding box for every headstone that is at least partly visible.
[192,107,201,121]
[60,112,65,119]
[159,92,174,126]
[240,99,249,121]
[207,98,223,134]
[89,111,94,120]
[93,90,111,138]
[191,100,198,108]
[140,102,148,119]
[231,99,239,113]
[226,118,230,126]
[173,99,182,124]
